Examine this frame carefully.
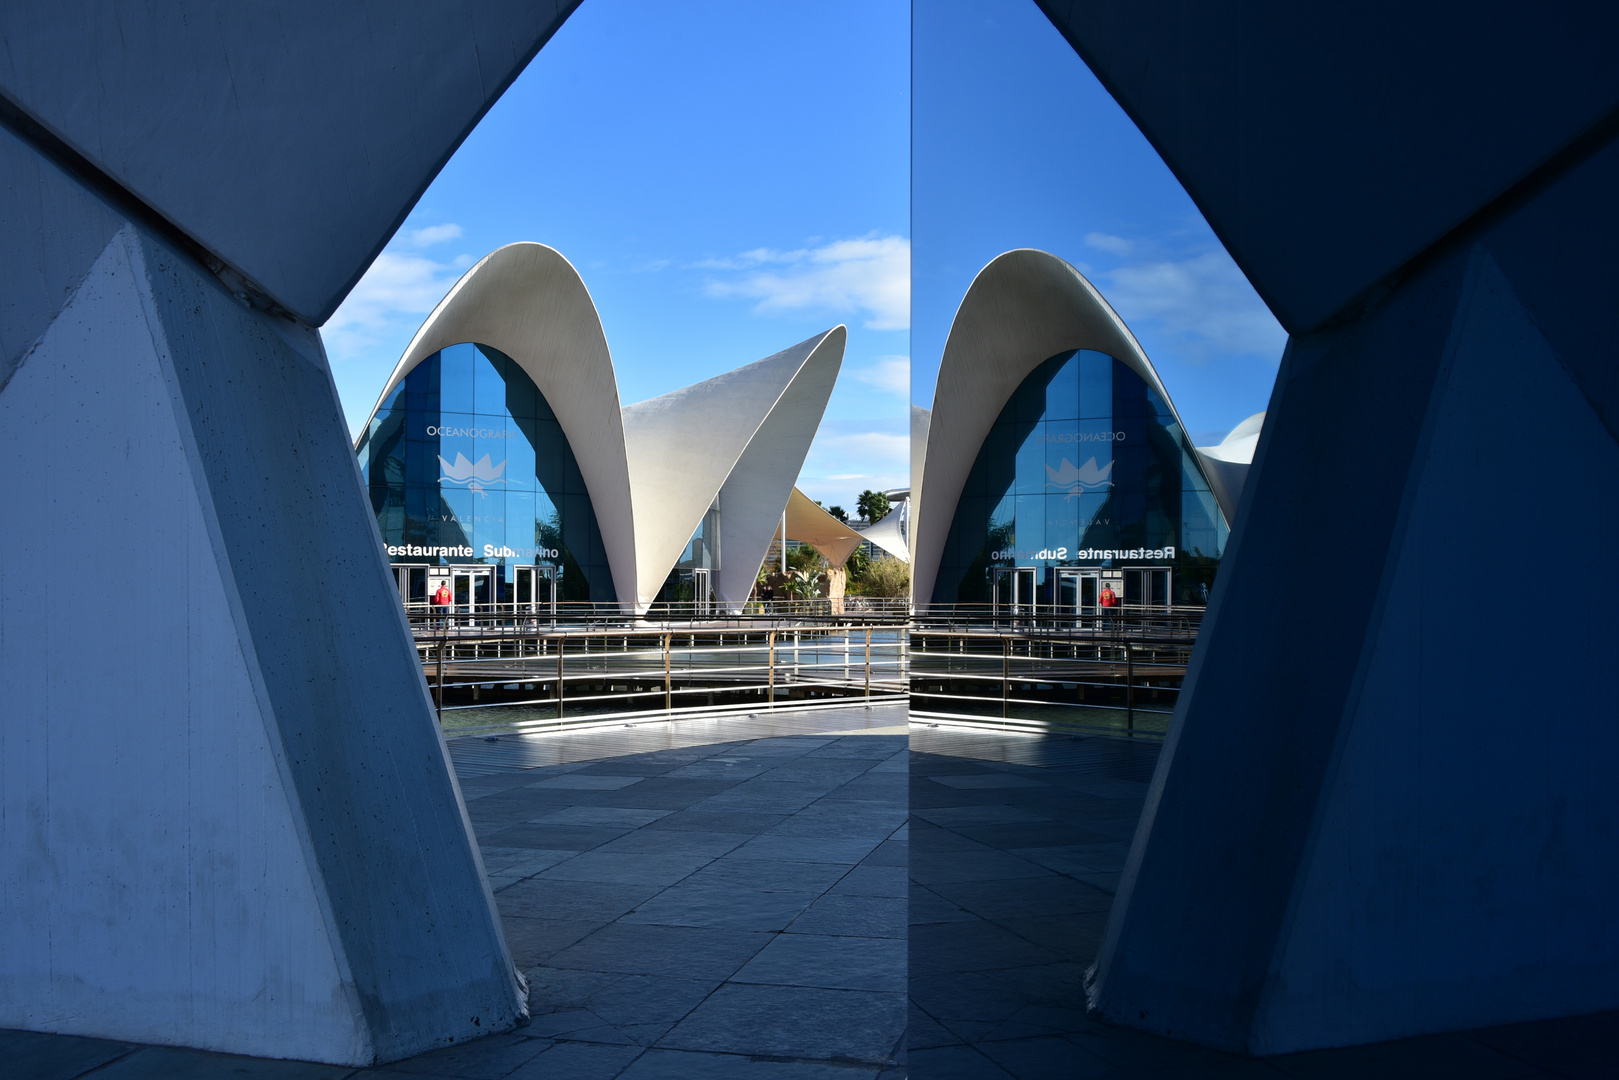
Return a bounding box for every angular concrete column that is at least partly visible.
[0,127,524,1064]
[1089,133,1619,1053]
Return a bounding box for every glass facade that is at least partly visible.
[356,342,616,603]
[933,349,1226,607]
[655,496,721,605]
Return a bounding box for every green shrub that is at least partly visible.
[860,556,910,598]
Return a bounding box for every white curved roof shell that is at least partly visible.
[856,499,910,563]
[622,328,845,611]
[362,242,845,614]
[365,243,638,607]
[913,249,1214,606]
[1196,411,1266,523]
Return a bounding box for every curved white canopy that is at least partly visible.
[913,249,1206,606]
[856,499,910,563]
[777,487,866,570]
[623,327,845,611]
[365,243,639,607]
[362,243,845,613]
[1196,412,1266,522]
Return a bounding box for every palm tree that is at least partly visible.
[857,489,891,524]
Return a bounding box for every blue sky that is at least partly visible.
[325,0,910,512]
[913,0,1285,446]
[326,0,1284,512]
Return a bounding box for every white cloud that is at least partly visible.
[1085,232,1135,256]
[323,225,475,433]
[796,418,911,503]
[326,251,464,338]
[821,431,910,460]
[1101,250,1286,360]
[402,222,464,249]
[854,355,910,396]
[701,235,910,330]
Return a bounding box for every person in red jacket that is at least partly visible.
[431,579,453,627]
[1099,582,1120,636]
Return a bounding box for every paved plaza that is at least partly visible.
[8,704,1619,1078]
[908,728,1619,1080]
[7,704,909,1079]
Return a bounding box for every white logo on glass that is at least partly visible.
[438,452,507,498]
[1045,456,1113,499]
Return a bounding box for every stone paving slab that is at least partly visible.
[908,727,1619,1078]
[12,704,1619,1078]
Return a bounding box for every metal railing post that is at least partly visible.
[1126,638,1134,735]
[767,629,776,704]
[435,630,445,721]
[663,632,672,712]
[1002,636,1010,720]
[556,637,565,721]
[865,628,872,698]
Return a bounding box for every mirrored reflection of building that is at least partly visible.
[355,242,848,615]
[914,249,1251,613]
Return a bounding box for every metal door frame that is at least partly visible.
[1057,568,1102,623]
[512,565,557,616]
[391,564,430,615]
[692,567,712,616]
[450,566,493,614]
[1014,567,1036,616]
[1121,566,1172,609]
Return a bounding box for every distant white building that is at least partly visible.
[356,242,850,614]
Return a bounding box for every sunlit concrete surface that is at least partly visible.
[0,2,579,324]
[4,704,908,1079]
[0,207,525,1065]
[0,5,579,1060]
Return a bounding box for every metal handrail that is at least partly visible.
[403,600,1202,738]
[416,619,907,729]
[909,614,1202,737]
[404,597,912,622]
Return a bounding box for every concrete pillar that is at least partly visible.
[1089,131,1619,1054]
[0,122,524,1065]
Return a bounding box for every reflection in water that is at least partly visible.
[908,730,1160,1076]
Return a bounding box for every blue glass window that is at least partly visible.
[933,349,1228,605]
[356,342,616,602]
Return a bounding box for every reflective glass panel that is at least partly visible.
[932,350,1229,605]
[359,342,616,602]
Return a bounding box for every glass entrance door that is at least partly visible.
[513,566,556,617]
[1014,567,1035,616]
[1058,569,1101,623]
[692,568,712,616]
[395,566,428,615]
[992,567,1037,617]
[452,568,493,615]
[1123,568,1172,609]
